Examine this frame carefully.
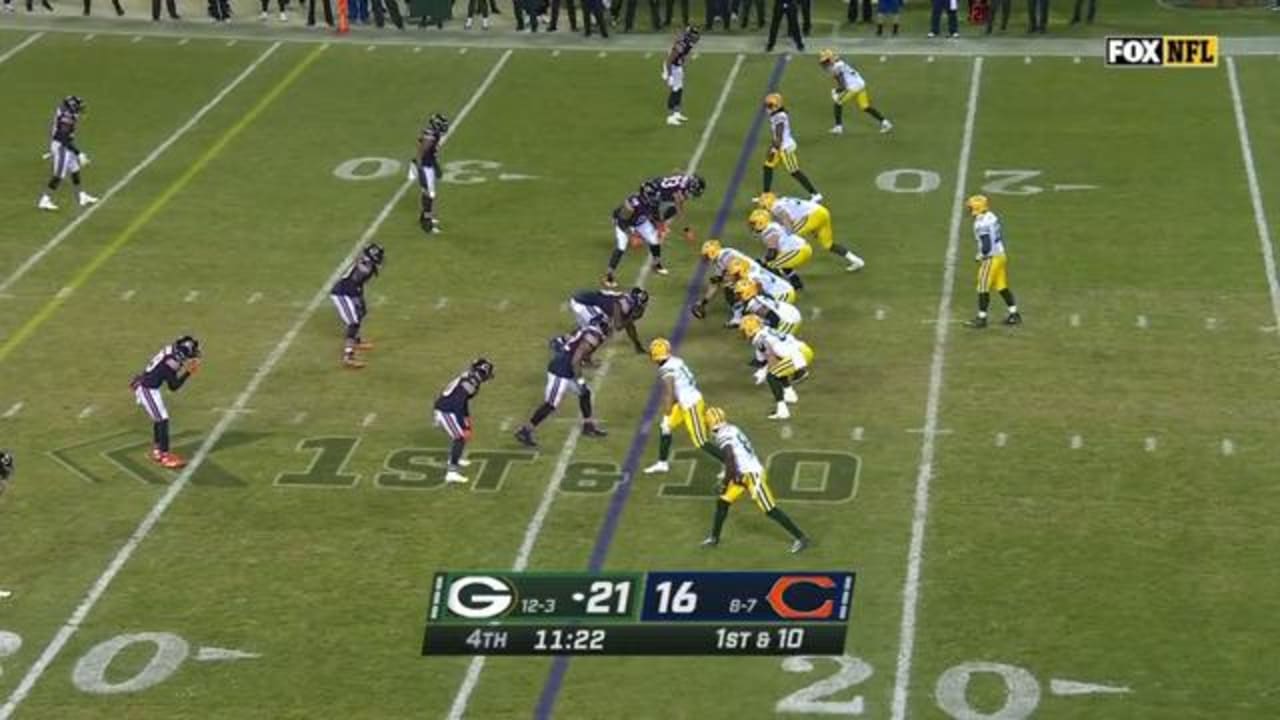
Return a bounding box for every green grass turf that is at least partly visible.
[0,16,1278,720]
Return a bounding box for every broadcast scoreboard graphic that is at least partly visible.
[423,571,855,655]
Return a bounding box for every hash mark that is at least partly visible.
[121,289,135,301]
[413,46,422,53]
[2,402,23,419]
[1024,56,1032,64]
[926,55,935,63]
[226,39,237,47]
[1073,56,1081,64]
[131,35,143,43]
[78,405,95,420]
[83,33,96,41]
[291,411,308,425]
[994,432,1007,447]
[1205,317,1219,330]
[851,426,864,441]
[367,45,377,52]
[178,37,190,45]
[810,307,822,320]
[779,425,793,439]
[56,286,73,299]
[598,51,607,58]
[1144,436,1157,452]
[1221,439,1235,456]
[373,294,388,307]
[643,52,652,59]
[1070,434,1083,449]
[434,296,449,310]
[553,50,561,57]
[879,55,887,63]
[184,290,200,303]
[499,416,513,432]
[496,298,510,312]
[362,413,377,427]
[1069,313,1080,327]
[874,307,887,320]
[458,47,468,54]
[1136,314,1148,329]
[247,292,262,304]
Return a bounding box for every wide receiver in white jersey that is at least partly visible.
[964,194,1022,328]
[757,192,865,272]
[643,338,726,475]
[818,50,893,135]
[701,406,809,553]
[742,315,813,420]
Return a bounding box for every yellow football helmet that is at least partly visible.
[755,192,777,210]
[703,406,727,430]
[747,209,771,232]
[735,279,759,302]
[764,93,784,111]
[965,194,990,216]
[649,337,672,363]
[818,49,837,66]
[727,257,751,278]
[701,239,723,260]
[741,315,764,338]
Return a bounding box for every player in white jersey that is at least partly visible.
[742,315,813,420]
[642,338,727,475]
[818,50,892,135]
[693,241,795,325]
[701,407,809,553]
[758,192,865,271]
[762,93,822,202]
[964,195,1021,328]
[748,209,811,289]
[735,279,802,335]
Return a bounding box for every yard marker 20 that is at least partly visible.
[0,49,514,720]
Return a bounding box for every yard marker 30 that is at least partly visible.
[0,48,512,720]
[891,56,983,720]
[449,53,748,720]
[0,42,285,299]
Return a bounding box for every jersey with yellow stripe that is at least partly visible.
[715,423,764,476]
[713,247,753,277]
[769,110,797,151]
[760,221,807,254]
[974,211,1006,258]
[747,295,802,326]
[659,356,703,407]
[773,196,818,229]
[747,266,795,301]
[753,327,807,367]
[831,59,866,93]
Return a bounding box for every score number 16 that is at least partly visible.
[654,581,699,614]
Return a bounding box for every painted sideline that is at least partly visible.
[888,55,984,720]
[444,53,748,720]
[532,53,790,720]
[0,49,512,720]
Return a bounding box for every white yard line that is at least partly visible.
[0,49,512,720]
[0,32,43,65]
[445,53,746,720]
[889,56,983,720]
[1226,57,1280,333]
[0,42,283,297]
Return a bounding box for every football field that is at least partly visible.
[1,14,1280,720]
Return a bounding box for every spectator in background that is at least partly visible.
[765,0,804,52]
[27,0,54,11]
[798,0,810,35]
[875,0,898,35]
[583,0,609,35]
[986,0,1009,32]
[623,0,659,31]
[848,0,870,25]
[662,0,687,29]
[372,0,404,28]
[547,0,577,31]
[350,0,370,24]
[465,0,490,27]
[150,0,178,18]
[1028,0,1047,32]
[260,0,287,21]
[737,0,764,30]
[307,0,334,27]
[929,0,958,37]
[1069,0,1094,24]
[209,0,231,21]
[84,0,125,16]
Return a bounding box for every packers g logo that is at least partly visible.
[1105,36,1219,68]
[446,576,515,619]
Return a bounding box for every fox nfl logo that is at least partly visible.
[1106,36,1219,68]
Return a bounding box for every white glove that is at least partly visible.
[407,162,417,181]
[661,64,669,82]
[831,89,841,103]
[77,152,90,166]
[753,368,767,385]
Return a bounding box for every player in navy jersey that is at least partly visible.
[604,187,667,288]
[38,96,98,212]
[514,319,609,448]
[662,26,699,126]
[641,172,706,231]
[412,113,449,234]
[330,243,384,369]
[130,336,201,469]
[568,286,649,354]
[0,450,13,498]
[433,358,495,484]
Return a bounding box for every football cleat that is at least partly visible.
[789,537,810,554]
[149,448,166,464]
[444,470,469,483]
[782,387,799,404]
[643,460,670,475]
[259,9,268,19]
[582,421,608,438]
[666,114,683,126]
[651,262,669,276]
[1005,312,1023,326]
[342,356,367,369]
[847,256,866,272]
[355,339,375,351]
[829,125,844,135]
[514,426,537,448]
[768,402,791,420]
[880,119,894,134]
[700,535,719,548]
[160,452,186,469]
[37,195,58,211]
[810,193,824,204]
[965,316,989,329]
[457,458,472,468]
[673,111,689,121]
[602,273,618,289]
